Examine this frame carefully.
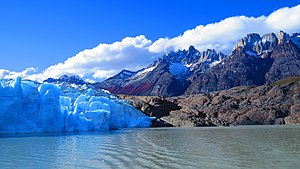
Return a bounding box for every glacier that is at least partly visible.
[0,77,152,133]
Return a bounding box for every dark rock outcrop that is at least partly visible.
[265,40,300,83]
[120,77,300,127]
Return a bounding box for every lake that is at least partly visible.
[0,125,300,169]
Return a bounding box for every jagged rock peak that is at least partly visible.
[232,31,298,55]
[59,75,80,80]
[119,69,136,75]
[59,75,69,80]
[261,33,278,50]
[199,49,217,62]
[277,31,290,44]
[235,33,261,47]
[112,69,138,79]
[163,46,226,66]
[187,45,197,54]
[163,45,200,65]
[262,33,277,43]
[59,75,83,81]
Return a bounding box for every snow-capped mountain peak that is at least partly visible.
[116,69,138,79]
[163,45,200,65]
[233,31,300,58]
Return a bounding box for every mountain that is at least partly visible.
[44,75,86,85]
[0,77,152,133]
[265,32,300,83]
[92,31,300,96]
[185,46,274,94]
[95,46,227,96]
[185,31,300,94]
[94,69,140,93]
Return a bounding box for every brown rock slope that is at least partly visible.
[119,76,300,127]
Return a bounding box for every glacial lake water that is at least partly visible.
[0,125,300,169]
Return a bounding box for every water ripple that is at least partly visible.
[0,126,300,169]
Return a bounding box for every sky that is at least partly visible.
[0,0,300,82]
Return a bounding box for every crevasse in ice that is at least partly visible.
[0,77,152,133]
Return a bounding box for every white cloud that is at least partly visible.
[0,67,38,80]
[149,4,300,54]
[29,35,161,82]
[266,5,300,33]
[1,4,300,82]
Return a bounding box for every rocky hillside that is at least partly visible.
[119,76,300,127]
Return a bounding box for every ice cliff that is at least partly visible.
[0,77,152,133]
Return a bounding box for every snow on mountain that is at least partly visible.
[163,46,200,67]
[209,60,222,67]
[135,66,156,77]
[169,63,189,79]
[129,66,156,82]
[97,45,227,96]
[109,69,139,80]
[121,70,136,76]
[0,77,152,133]
[245,51,259,57]
[186,31,300,95]
[234,31,300,58]
[291,33,300,48]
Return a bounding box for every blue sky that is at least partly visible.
[0,0,300,81]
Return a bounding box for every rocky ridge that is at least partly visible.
[119,76,300,127]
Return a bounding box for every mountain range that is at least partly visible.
[45,31,300,97]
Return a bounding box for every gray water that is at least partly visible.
[0,126,300,169]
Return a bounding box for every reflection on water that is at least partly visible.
[0,126,300,169]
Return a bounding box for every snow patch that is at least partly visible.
[245,51,260,58]
[291,36,300,48]
[129,66,157,82]
[209,60,221,67]
[185,63,192,68]
[137,66,156,75]
[169,63,189,79]
[122,71,134,76]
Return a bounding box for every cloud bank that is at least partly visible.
[1,4,300,82]
[0,67,38,80]
[149,5,300,53]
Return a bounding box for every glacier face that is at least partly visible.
[0,77,152,133]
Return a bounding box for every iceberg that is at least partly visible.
[0,77,152,133]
